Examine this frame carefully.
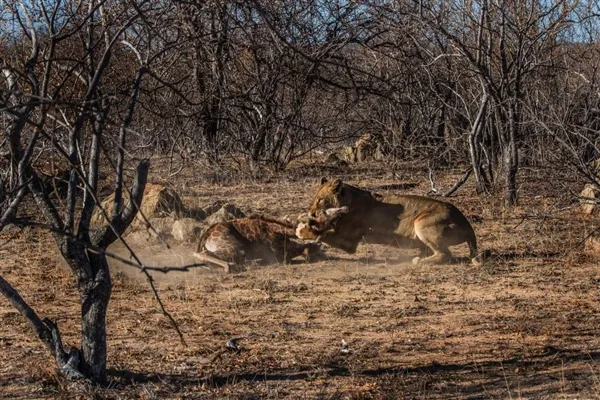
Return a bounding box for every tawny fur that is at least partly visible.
[308,178,481,266]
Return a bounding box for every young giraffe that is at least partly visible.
[194,207,349,272]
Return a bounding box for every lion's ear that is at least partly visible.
[332,178,342,193]
[320,176,328,185]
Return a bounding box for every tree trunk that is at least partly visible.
[202,102,220,165]
[504,156,518,206]
[79,253,112,383]
[433,104,449,166]
[504,102,519,206]
[251,126,268,172]
[468,93,489,193]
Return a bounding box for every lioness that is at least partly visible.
[302,178,480,265]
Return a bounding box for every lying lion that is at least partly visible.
[299,178,481,265]
[194,207,349,272]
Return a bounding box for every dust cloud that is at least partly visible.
[107,237,221,286]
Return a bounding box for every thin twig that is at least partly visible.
[428,167,473,197]
[13,220,207,273]
[442,167,473,197]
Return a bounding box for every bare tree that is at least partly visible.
[414,0,592,205]
[0,0,200,383]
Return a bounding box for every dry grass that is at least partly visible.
[1,162,600,399]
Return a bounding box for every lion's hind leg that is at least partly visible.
[412,222,452,265]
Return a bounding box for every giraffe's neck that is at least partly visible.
[232,217,295,242]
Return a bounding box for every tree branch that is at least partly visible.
[0,180,30,231]
[0,275,55,356]
[94,158,150,249]
[428,167,473,197]
[113,66,146,221]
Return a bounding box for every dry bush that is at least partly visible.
[91,184,185,229]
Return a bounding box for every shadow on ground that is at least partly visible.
[107,347,600,399]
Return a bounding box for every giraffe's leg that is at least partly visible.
[193,251,234,273]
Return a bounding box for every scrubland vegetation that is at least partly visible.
[1,0,600,398]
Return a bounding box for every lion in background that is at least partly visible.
[300,178,481,265]
[326,132,386,164]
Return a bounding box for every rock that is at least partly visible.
[91,183,185,229]
[579,184,600,215]
[204,203,245,226]
[0,223,22,238]
[126,216,175,241]
[585,235,600,256]
[202,200,228,217]
[325,152,349,167]
[172,218,203,242]
[184,207,207,221]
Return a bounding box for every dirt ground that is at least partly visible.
[1,162,600,399]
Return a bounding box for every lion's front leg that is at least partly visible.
[316,230,360,254]
[271,239,319,264]
[299,242,323,262]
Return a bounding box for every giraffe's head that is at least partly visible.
[295,206,349,240]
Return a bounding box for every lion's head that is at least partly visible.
[309,177,351,217]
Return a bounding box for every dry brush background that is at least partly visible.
[2,0,600,398]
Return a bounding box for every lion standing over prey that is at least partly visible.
[194,207,349,272]
[301,178,481,265]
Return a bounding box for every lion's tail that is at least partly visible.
[467,231,484,266]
